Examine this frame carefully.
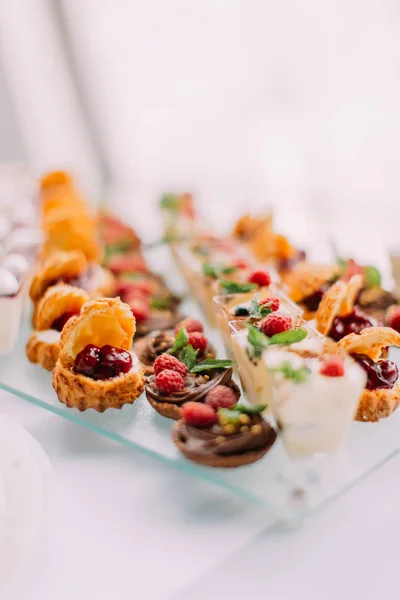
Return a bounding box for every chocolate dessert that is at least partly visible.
[146,367,240,420]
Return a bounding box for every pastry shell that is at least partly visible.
[35,283,90,331]
[285,262,339,303]
[30,250,87,301]
[26,331,60,371]
[355,383,400,422]
[52,355,144,412]
[337,327,400,361]
[315,275,364,335]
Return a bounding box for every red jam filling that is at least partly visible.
[277,250,306,273]
[301,286,328,312]
[51,312,77,332]
[352,353,398,390]
[329,307,376,341]
[74,344,132,380]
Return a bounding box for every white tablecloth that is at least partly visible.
[1,389,399,600]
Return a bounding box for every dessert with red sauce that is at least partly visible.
[133,319,216,376]
[284,262,340,319]
[26,284,90,371]
[52,297,144,411]
[145,354,240,420]
[172,400,277,468]
[29,249,115,327]
[337,326,400,421]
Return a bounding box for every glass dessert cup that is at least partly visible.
[229,319,322,412]
[214,287,302,360]
[265,348,366,458]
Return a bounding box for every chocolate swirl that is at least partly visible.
[174,415,276,458]
[146,368,240,406]
[133,328,217,375]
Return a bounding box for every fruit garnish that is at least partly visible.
[187,332,207,354]
[248,297,274,319]
[244,324,270,359]
[217,407,242,426]
[51,311,76,332]
[269,362,310,383]
[103,239,133,263]
[205,385,238,409]
[154,354,188,376]
[181,402,218,428]
[128,298,150,323]
[202,263,237,279]
[387,306,400,332]
[170,327,189,353]
[248,270,271,288]
[234,305,250,317]
[150,297,173,311]
[330,307,375,341]
[175,318,203,334]
[319,356,345,377]
[190,358,233,374]
[155,369,185,394]
[74,344,132,380]
[160,194,180,212]
[363,265,382,289]
[219,280,257,295]
[260,313,293,337]
[232,258,249,269]
[259,296,280,312]
[178,345,199,371]
[352,353,398,390]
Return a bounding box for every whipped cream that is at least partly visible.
[0,269,19,295]
[36,330,61,344]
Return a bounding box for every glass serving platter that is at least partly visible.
[1,248,400,521]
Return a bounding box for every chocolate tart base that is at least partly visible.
[172,420,277,468]
[355,383,400,422]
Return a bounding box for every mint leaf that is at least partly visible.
[244,324,269,358]
[363,265,381,288]
[179,345,198,371]
[103,239,132,263]
[151,297,172,311]
[217,408,242,425]
[170,327,189,353]
[232,403,267,415]
[160,194,180,211]
[268,327,308,346]
[248,296,272,319]
[190,358,233,373]
[337,256,347,271]
[259,304,273,317]
[270,362,310,383]
[220,281,257,295]
[202,264,237,279]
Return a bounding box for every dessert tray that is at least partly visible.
[2,173,400,522]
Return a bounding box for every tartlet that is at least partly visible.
[26,283,90,371]
[133,326,216,376]
[337,327,400,422]
[146,367,240,420]
[173,405,276,468]
[52,297,145,412]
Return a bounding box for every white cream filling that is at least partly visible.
[35,329,61,344]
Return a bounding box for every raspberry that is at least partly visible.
[205,385,237,409]
[260,312,292,337]
[128,297,150,323]
[175,318,204,334]
[108,253,149,275]
[387,306,400,333]
[259,296,280,312]
[188,332,208,354]
[181,402,218,428]
[320,356,345,377]
[232,258,249,270]
[154,354,188,376]
[248,270,271,288]
[155,369,185,394]
[343,258,364,282]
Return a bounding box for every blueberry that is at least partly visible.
[235,306,250,317]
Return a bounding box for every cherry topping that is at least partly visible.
[51,312,77,332]
[74,344,100,377]
[301,287,327,312]
[352,353,398,390]
[330,307,375,341]
[74,344,132,380]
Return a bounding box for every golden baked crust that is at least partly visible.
[52,359,144,412]
[315,280,347,335]
[40,170,73,191]
[233,213,273,241]
[355,384,400,422]
[285,262,339,303]
[340,274,364,316]
[43,217,102,262]
[59,297,135,368]
[26,331,60,371]
[337,327,400,361]
[35,284,90,331]
[30,250,87,301]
